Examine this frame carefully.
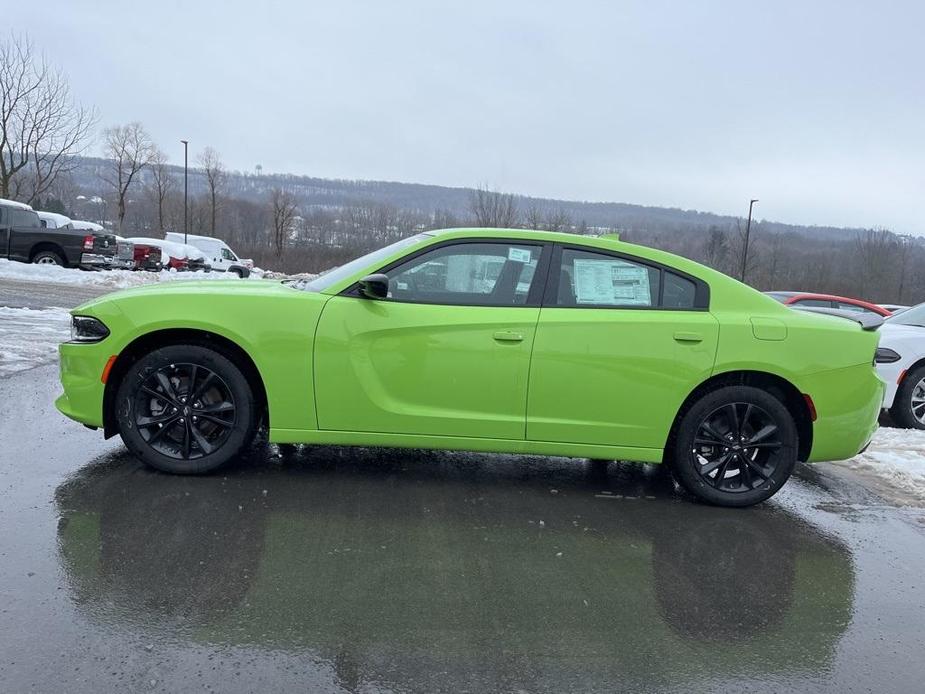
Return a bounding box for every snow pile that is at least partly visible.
[0,306,70,376]
[0,258,153,289]
[0,259,265,289]
[837,427,925,499]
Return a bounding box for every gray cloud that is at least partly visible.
[12,0,924,233]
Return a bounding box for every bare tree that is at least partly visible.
[469,185,519,227]
[269,187,297,257]
[198,146,225,235]
[545,208,572,233]
[146,148,174,233]
[102,122,155,231]
[524,203,543,230]
[855,228,896,299]
[702,225,728,271]
[0,33,96,202]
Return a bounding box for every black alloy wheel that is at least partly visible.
[115,344,257,474]
[692,402,782,493]
[133,362,236,460]
[671,385,798,507]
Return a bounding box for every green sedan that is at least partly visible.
[56,228,884,506]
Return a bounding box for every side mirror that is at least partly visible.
[358,273,389,300]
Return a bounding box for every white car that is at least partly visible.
[164,232,252,277]
[876,303,925,428]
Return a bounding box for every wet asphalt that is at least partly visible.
[2,365,925,693]
[0,277,110,310]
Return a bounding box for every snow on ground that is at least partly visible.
[0,258,268,289]
[836,427,925,500]
[0,306,70,376]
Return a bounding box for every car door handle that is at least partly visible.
[673,331,703,343]
[493,331,524,342]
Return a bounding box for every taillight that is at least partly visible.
[82,235,95,250]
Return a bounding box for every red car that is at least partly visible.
[765,291,893,317]
[130,242,163,271]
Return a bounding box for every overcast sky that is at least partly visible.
[11,0,925,233]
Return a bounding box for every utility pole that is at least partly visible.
[740,198,759,283]
[181,139,189,244]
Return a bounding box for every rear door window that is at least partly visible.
[556,248,660,308]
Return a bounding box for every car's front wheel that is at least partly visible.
[670,386,798,507]
[115,344,258,474]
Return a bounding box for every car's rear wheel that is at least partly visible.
[671,386,798,507]
[889,365,925,429]
[32,249,65,266]
[115,345,258,474]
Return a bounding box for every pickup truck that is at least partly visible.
[1,198,118,269]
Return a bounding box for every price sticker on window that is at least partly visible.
[508,247,532,263]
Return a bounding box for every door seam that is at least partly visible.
[522,307,543,440]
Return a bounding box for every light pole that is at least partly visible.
[740,198,759,283]
[181,139,189,244]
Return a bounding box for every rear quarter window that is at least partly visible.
[663,272,697,309]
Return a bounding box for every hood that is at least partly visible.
[72,279,295,313]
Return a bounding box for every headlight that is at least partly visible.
[874,347,901,364]
[71,316,110,343]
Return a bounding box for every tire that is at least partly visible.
[890,365,925,429]
[32,249,65,266]
[230,267,248,278]
[670,386,798,507]
[114,344,258,474]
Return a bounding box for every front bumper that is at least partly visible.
[56,302,128,429]
[57,340,110,428]
[876,361,903,409]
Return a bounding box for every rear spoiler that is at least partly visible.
[792,306,883,331]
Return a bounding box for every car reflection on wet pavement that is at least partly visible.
[3,365,925,692]
[55,447,853,691]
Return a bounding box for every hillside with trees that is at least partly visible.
[2,33,919,304]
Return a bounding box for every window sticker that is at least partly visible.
[507,247,532,264]
[573,259,651,305]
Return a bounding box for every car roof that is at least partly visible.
[0,197,34,211]
[768,290,869,304]
[424,228,674,259]
[317,227,755,305]
[767,291,890,314]
[165,232,227,246]
[126,237,199,254]
[37,211,73,225]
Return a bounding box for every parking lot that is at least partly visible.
[3,353,925,691]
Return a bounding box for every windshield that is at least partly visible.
[293,233,432,292]
[886,302,925,328]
